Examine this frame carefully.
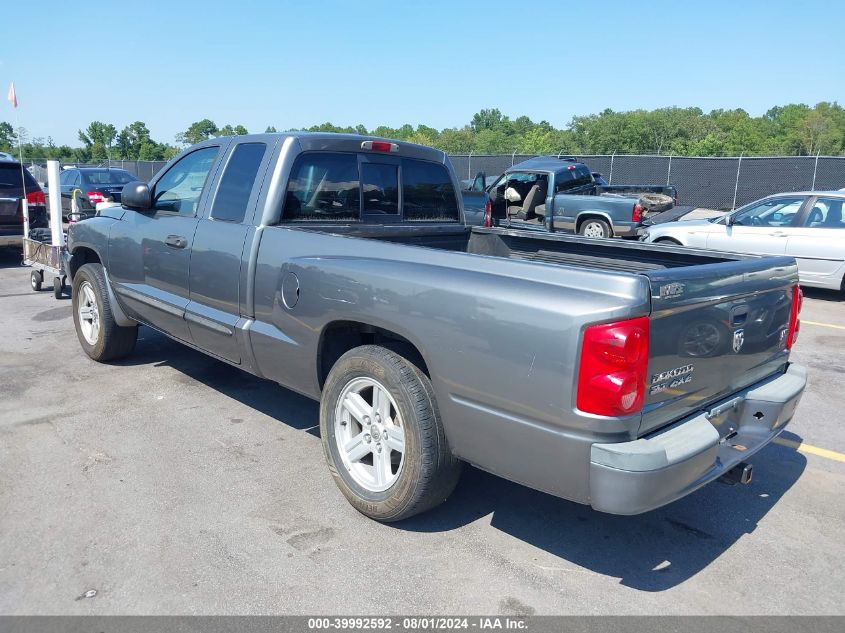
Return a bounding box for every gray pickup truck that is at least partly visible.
[64,133,806,522]
[463,157,677,238]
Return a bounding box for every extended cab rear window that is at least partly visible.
[284,153,361,222]
[282,152,459,223]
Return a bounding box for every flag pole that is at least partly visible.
[9,83,30,239]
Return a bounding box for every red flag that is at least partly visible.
[7,83,17,108]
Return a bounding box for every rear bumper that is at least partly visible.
[612,222,641,238]
[589,363,806,515]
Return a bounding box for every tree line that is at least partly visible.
[2,102,844,163]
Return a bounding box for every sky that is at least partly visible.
[2,0,844,146]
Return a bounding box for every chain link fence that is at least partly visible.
[20,154,845,211]
[449,154,845,210]
[25,159,168,186]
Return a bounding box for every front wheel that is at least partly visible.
[320,345,462,522]
[579,218,611,238]
[72,263,138,361]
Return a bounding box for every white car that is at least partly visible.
[640,191,845,291]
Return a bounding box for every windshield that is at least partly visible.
[722,197,804,227]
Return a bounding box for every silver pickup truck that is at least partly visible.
[64,133,806,522]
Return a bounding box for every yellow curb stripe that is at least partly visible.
[773,437,845,463]
[802,320,845,331]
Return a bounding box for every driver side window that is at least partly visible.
[153,147,219,215]
[732,197,803,227]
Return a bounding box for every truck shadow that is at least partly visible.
[122,326,807,593]
[404,444,805,591]
[801,287,843,303]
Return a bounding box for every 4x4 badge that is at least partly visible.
[732,328,745,353]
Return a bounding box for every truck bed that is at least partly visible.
[463,227,738,272]
[310,224,746,274]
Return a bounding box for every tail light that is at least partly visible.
[483,198,492,227]
[361,140,398,153]
[632,202,643,223]
[786,285,803,349]
[87,191,106,204]
[577,316,650,417]
[25,190,46,206]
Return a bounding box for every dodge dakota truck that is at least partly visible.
[64,133,806,522]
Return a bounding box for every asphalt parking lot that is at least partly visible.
[0,247,843,616]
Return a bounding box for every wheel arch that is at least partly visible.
[575,211,613,233]
[316,320,430,391]
[653,236,684,246]
[67,245,102,281]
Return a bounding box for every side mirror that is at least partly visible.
[725,213,734,226]
[121,181,152,211]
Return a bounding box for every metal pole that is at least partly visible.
[511,150,517,166]
[46,160,64,248]
[666,154,673,186]
[609,153,615,184]
[467,151,473,180]
[732,153,743,210]
[811,151,820,190]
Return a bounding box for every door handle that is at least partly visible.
[770,231,788,237]
[165,235,187,249]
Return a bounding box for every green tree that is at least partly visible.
[176,119,218,145]
[78,121,117,149]
[116,121,152,159]
[0,121,14,152]
[265,125,278,133]
[217,124,248,136]
[471,108,506,133]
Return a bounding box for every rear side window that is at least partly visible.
[555,165,592,192]
[402,159,459,222]
[362,163,399,215]
[572,165,592,187]
[0,164,39,190]
[211,143,266,223]
[283,153,360,222]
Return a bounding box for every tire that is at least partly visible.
[53,277,63,299]
[30,270,42,292]
[578,217,612,238]
[320,345,462,522]
[639,193,674,213]
[71,263,138,362]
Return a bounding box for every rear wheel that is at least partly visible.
[320,345,461,522]
[72,263,138,361]
[30,270,42,291]
[579,218,611,238]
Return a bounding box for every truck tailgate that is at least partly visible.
[639,255,799,435]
